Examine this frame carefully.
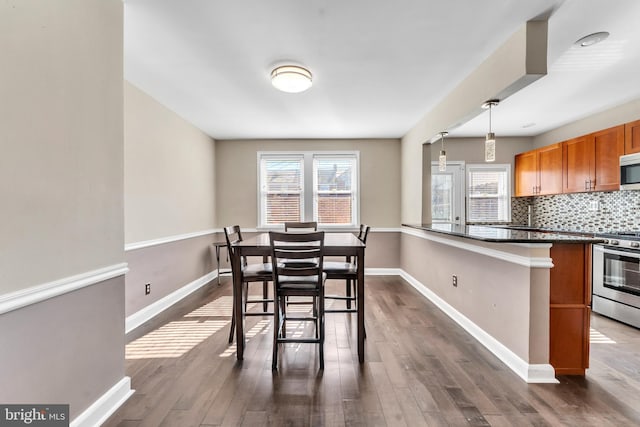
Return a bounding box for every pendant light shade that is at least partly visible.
[483,100,499,162]
[271,65,313,93]
[438,131,448,172]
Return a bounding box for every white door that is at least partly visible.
[431,161,465,225]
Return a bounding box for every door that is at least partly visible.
[563,135,592,193]
[431,162,465,225]
[537,143,563,195]
[515,150,537,196]
[625,119,640,154]
[592,125,624,191]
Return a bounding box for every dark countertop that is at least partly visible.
[402,223,605,244]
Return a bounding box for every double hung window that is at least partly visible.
[258,152,359,228]
[466,164,511,222]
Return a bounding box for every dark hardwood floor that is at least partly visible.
[105,276,640,426]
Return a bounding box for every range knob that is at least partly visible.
[631,242,640,248]
[603,239,610,245]
[610,239,620,245]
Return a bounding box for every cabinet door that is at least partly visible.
[563,135,592,193]
[537,143,562,195]
[625,119,640,154]
[514,150,537,196]
[593,125,624,191]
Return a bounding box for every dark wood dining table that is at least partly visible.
[231,232,366,363]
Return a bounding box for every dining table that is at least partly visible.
[230,231,366,363]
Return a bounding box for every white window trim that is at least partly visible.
[257,151,360,230]
[466,163,511,224]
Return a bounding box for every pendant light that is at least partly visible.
[438,131,448,172]
[483,99,499,162]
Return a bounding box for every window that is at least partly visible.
[466,164,511,223]
[258,152,359,228]
[259,155,304,225]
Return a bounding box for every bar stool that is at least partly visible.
[224,225,273,343]
[323,224,369,317]
[269,231,326,370]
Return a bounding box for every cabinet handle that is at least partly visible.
[585,179,589,191]
[590,179,595,190]
[532,186,536,195]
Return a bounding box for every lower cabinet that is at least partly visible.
[549,243,591,375]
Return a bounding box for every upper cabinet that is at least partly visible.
[625,119,640,154]
[515,143,562,196]
[562,125,624,193]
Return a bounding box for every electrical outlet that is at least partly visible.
[145,283,151,295]
[589,200,600,212]
[452,275,458,287]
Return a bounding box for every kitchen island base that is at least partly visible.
[401,225,599,382]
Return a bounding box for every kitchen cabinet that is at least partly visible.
[562,125,624,193]
[514,143,562,196]
[625,119,640,154]
[549,243,591,375]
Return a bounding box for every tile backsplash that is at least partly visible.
[512,191,640,232]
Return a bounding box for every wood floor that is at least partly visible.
[105,276,640,427]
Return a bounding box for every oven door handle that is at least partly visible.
[595,244,640,258]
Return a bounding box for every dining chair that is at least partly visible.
[224,225,273,343]
[284,221,318,232]
[269,231,326,370]
[324,224,369,314]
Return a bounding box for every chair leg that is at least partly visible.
[243,282,248,312]
[319,291,325,370]
[346,279,352,309]
[272,295,280,371]
[280,296,287,339]
[228,304,236,343]
[262,281,269,312]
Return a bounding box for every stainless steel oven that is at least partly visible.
[592,237,640,328]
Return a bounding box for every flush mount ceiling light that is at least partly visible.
[575,32,610,47]
[482,99,499,163]
[271,65,312,93]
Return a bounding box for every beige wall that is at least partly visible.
[215,139,401,228]
[400,232,550,364]
[532,97,640,148]
[0,0,126,420]
[124,82,216,244]
[1,0,124,294]
[431,137,534,196]
[402,22,547,224]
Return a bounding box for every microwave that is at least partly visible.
[620,152,640,190]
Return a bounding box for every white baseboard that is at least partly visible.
[365,268,402,275]
[70,376,134,427]
[399,270,558,384]
[125,270,218,333]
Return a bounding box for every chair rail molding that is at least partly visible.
[125,229,221,251]
[0,263,129,315]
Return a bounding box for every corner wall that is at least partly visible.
[124,82,218,319]
[0,0,128,423]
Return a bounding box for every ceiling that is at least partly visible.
[124,0,640,141]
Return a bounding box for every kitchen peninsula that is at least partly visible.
[401,223,603,383]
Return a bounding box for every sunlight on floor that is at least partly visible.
[126,320,229,359]
[185,295,234,317]
[219,319,271,358]
[590,328,617,344]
